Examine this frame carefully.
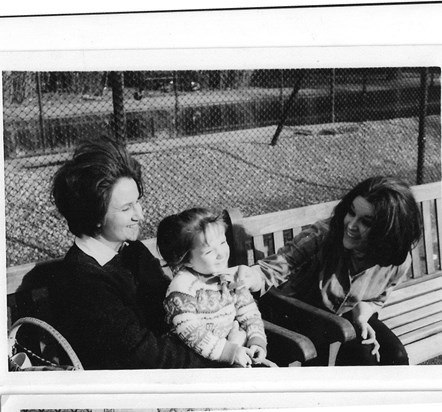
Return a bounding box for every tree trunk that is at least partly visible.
[197,71,211,89]
[232,70,253,88]
[8,72,35,104]
[79,72,105,96]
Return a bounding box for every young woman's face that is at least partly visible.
[342,196,374,252]
[97,177,144,251]
[187,222,230,275]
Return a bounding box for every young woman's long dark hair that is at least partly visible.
[322,176,422,270]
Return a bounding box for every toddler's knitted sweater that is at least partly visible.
[164,268,267,364]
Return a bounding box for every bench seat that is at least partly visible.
[380,274,442,364]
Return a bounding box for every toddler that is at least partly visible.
[157,208,268,367]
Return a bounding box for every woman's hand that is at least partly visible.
[234,346,253,368]
[249,344,266,365]
[236,265,263,293]
[359,322,380,362]
[227,320,247,346]
[352,302,380,362]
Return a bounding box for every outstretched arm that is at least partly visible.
[237,221,328,296]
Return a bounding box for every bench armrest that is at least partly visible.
[263,319,317,365]
[260,287,356,344]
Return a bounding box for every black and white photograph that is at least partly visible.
[4,65,442,371]
[1,1,442,404]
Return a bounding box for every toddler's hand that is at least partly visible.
[258,358,279,368]
[234,346,253,368]
[249,345,266,364]
[227,321,247,346]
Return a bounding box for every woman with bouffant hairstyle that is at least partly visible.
[50,137,225,369]
[52,138,143,238]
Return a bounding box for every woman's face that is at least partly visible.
[342,196,374,253]
[97,177,144,251]
[187,223,230,275]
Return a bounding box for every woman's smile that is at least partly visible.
[342,196,374,251]
[345,229,360,239]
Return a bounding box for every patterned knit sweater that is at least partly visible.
[164,268,267,364]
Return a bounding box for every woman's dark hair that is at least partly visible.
[324,176,422,267]
[157,208,226,272]
[52,137,143,237]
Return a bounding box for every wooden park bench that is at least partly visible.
[7,181,441,367]
[225,181,442,365]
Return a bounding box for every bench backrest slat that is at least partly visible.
[411,243,423,278]
[412,181,441,202]
[436,197,442,269]
[422,199,435,275]
[242,200,338,237]
[273,230,285,252]
[413,182,442,279]
[253,235,266,262]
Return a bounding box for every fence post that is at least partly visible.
[388,68,403,118]
[173,71,179,137]
[279,69,284,118]
[36,72,46,151]
[360,70,368,122]
[270,71,304,146]
[330,68,336,124]
[110,71,126,143]
[416,67,429,185]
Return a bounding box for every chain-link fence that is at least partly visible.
[3,67,441,267]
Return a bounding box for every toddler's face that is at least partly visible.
[187,223,230,275]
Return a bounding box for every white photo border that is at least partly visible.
[3,392,442,411]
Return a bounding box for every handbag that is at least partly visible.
[8,316,84,371]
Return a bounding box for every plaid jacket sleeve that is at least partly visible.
[256,220,329,294]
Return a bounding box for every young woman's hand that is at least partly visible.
[249,344,266,364]
[359,322,380,362]
[234,346,253,368]
[352,302,380,362]
[236,265,263,293]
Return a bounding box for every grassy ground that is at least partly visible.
[4,115,441,267]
